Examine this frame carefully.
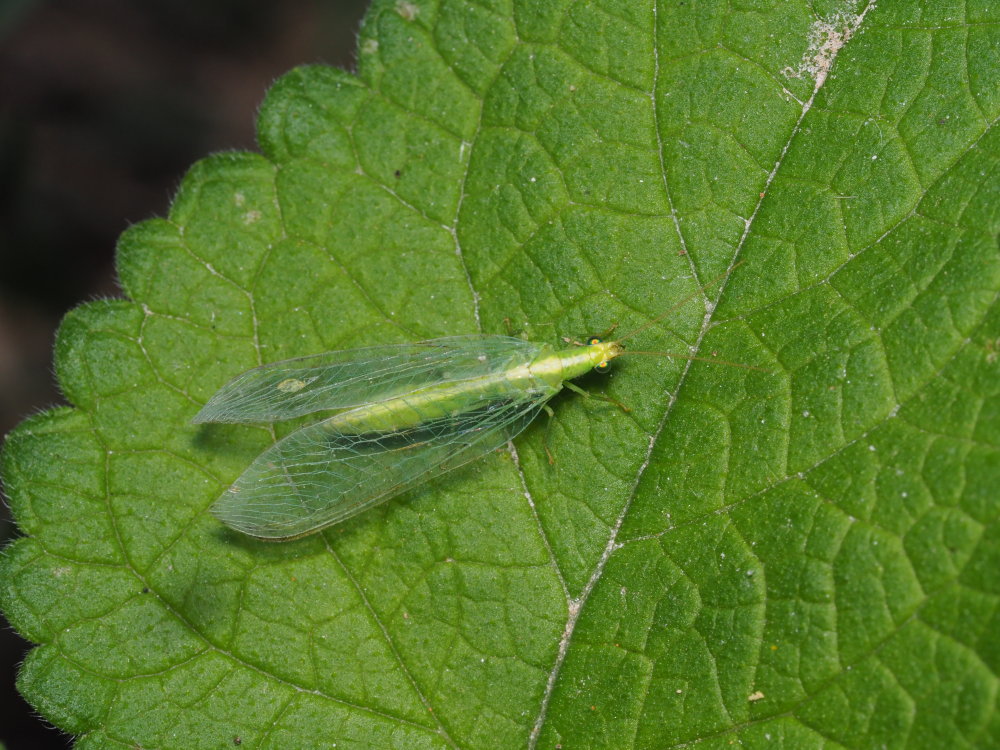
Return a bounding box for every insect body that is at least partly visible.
[194,335,624,540]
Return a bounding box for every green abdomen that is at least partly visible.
[324,365,556,435]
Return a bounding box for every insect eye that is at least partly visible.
[595,360,610,373]
[587,336,602,346]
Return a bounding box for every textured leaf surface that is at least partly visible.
[3,1,999,748]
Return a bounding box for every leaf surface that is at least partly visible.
[2,1,999,747]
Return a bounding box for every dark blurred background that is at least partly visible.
[0,0,368,745]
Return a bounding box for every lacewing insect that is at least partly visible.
[194,266,755,540]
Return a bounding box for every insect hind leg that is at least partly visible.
[541,404,556,465]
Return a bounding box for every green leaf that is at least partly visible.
[3,0,999,747]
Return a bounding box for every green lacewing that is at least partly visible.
[194,268,753,540]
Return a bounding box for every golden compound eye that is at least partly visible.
[588,336,602,346]
[595,360,610,372]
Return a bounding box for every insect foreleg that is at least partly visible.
[594,322,619,340]
[564,381,631,414]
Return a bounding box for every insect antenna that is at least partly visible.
[613,260,745,345]
[618,350,770,372]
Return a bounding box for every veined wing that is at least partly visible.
[210,389,553,540]
[193,335,541,424]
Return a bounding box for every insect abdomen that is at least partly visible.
[325,367,555,435]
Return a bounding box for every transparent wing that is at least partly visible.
[193,335,542,424]
[210,390,552,540]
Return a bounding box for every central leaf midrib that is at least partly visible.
[526,1,877,745]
